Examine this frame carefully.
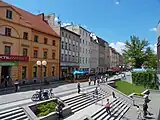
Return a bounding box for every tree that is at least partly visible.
[144,47,157,69]
[123,35,149,68]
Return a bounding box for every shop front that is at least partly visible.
[0,54,29,83]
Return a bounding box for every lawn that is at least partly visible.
[115,81,146,95]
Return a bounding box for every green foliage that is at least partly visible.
[115,81,146,95]
[36,101,57,117]
[132,71,158,89]
[123,35,157,68]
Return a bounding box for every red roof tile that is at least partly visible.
[0,1,59,37]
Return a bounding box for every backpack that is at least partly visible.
[106,103,110,108]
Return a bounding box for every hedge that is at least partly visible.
[132,71,159,90]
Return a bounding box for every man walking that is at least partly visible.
[77,82,81,94]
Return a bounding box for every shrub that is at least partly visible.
[132,71,158,89]
[36,101,57,117]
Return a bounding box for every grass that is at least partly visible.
[36,101,57,117]
[115,81,146,95]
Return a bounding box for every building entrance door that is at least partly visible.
[1,66,11,78]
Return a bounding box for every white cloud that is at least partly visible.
[61,23,72,27]
[115,1,120,4]
[110,41,157,54]
[54,16,59,22]
[109,42,125,54]
[150,27,157,32]
[149,44,157,53]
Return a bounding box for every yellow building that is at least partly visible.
[0,1,60,86]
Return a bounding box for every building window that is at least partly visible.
[34,35,38,42]
[62,32,64,37]
[6,9,12,19]
[83,40,84,44]
[83,57,84,63]
[86,49,87,54]
[23,48,28,56]
[33,50,38,58]
[52,52,55,59]
[44,38,48,44]
[65,33,68,38]
[86,41,87,45]
[52,40,55,46]
[61,54,64,61]
[73,45,75,51]
[72,55,75,62]
[23,32,28,40]
[69,44,71,50]
[52,66,55,76]
[65,54,67,61]
[22,66,27,79]
[33,66,37,77]
[5,27,11,36]
[43,51,47,59]
[69,55,71,61]
[65,43,67,50]
[44,66,47,77]
[80,57,81,63]
[86,58,87,63]
[4,46,11,55]
[61,41,64,49]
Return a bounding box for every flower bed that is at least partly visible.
[36,100,57,117]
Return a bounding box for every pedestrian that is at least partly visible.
[143,102,148,118]
[56,102,63,119]
[112,91,116,98]
[136,106,143,119]
[106,99,111,115]
[94,78,96,85]
[77,82,81,94]
[14,79,19,92]
[88,77,91,86]
[97,79,100,86]
[4,76,9,89]
[94,87,98,98]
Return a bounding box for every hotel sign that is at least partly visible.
[0,54,29,61]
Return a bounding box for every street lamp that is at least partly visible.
[36,60,47,84]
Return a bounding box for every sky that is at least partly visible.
[4,0,160,54]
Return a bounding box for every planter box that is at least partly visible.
[22,98,72,120]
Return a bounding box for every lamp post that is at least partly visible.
[36,60,47,84]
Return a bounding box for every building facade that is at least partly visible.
[0,1,60,86]
[90,36,99,73]
[104,41,110,70]
[97,37,105,73]
[60,27,80,78]
[65,25,91,72]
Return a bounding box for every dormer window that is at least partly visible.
[6,9,12,19]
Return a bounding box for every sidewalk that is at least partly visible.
[0,85,96,111]
[0,80,68,95]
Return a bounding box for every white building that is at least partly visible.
[90,36,99,73]
[65,25,91,72]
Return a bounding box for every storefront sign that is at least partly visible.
[0,62,18,66]
[0,54,29,61]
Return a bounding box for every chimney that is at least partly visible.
[37,13,44,21]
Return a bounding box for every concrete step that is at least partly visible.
[0,107,29,120]
[91,97,130,120]
[91,98,121,120]
[63,89,110,113]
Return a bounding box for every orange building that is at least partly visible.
[0,1,60,86]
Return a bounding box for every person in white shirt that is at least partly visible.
[137,105,143,119]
